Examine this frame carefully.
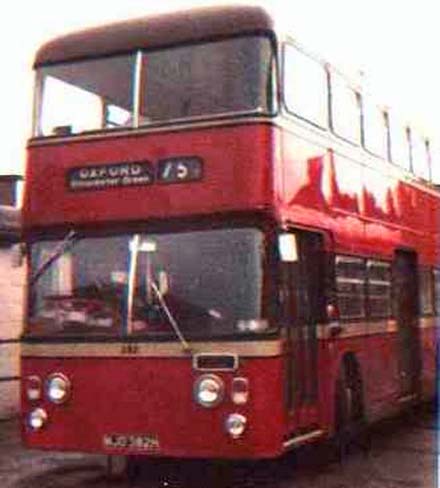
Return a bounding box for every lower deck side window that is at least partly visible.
[367,260,391,318]
[335,256,392,320]
[335,256,366,319]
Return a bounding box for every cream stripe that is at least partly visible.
[419,316,437,329]
[317,317,439,340]
[28,116,277,147]
[316,320,398,340]
[21,340,283,358]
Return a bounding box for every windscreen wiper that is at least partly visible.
[150,280,192,353]
[30,230,77,286]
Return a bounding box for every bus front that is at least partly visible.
[21,8,286,459]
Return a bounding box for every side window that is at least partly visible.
[434,270,440,315]
[367,260,391,318]
[430,141,440,184]
[420,268,435,315]
[335,256,366,319]
[389,118,411,171]
[410,130,431,181]
[362,100,389,159]
[329,72,361,144]
[283,44,328,127]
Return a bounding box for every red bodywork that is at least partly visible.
[24,123,440,264]
[22,356,285,458]
[22,120,439,458]
[23,124,274,229]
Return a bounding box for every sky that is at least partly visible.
[1,0,439,176]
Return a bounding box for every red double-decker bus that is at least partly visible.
[21,6,438,465]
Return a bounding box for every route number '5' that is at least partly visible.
[157,157,203,184]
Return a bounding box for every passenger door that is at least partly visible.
[281,230,325,412]
[393,250,421,399]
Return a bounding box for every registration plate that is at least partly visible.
[103,434,160,451]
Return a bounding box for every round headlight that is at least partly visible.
[194,374,224,408]
[25,375,42,402]
[225,413,247,439]
[46,373,70,404]
[28,408,48,430]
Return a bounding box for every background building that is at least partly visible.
[0,175,24,420]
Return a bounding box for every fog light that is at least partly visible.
[194,374,224,408]
[28,408,48,430]
[46,373,70,404]
[225,413,247,439]
[25,376,42,401]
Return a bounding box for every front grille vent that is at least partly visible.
[193,354,238,371]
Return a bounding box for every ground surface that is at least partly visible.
[0,405,437,487]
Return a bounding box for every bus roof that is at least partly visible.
[34,6,274,67]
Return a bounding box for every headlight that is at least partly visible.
[46,373,71,404]
[225,413,247,438]
[194,374,224,408]
[28,408,48,430]
[24,375,42,401]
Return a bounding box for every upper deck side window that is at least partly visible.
[329,71,361,144]
[361,99,389,160]
[33,36,276,138]
[387,119,432,181]
[429,142,440,184]
[409,130,431,181]
[282,44,328,128]
[388,118,411,172]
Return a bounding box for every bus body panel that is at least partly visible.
[21,354,285,459]
[24,124,274,231]
[24,121,440,266]
[279,126,440,263]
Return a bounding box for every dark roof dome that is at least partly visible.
[34,6,275,67]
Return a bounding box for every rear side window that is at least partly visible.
[283,44,328,127]
[419,268,435,315]
[434,270,440,315]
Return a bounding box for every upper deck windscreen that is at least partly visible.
[34,36,275,137]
